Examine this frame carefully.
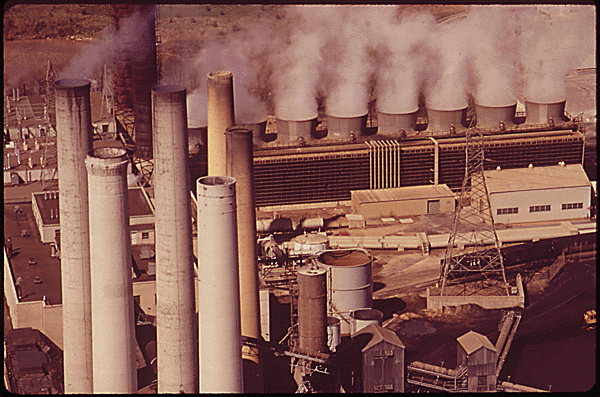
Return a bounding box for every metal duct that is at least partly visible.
[54,78,93,394]
[224,126,262,393]
[85,147,136,393]
[326,113,367,141]
[475,103,517,129]
[524,100,567,124]
[207,71,235,176]
[275,118,318,145]
[377,111,417,137]
[298,264,328,354]
[425,107,468,134]
[197,176,243,393]
[152,85,198,393]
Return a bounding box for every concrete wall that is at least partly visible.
[427,274,524,310]
[490,186,591,224]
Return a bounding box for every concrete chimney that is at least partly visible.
[54,78,94,393]
[196,176,243,393]
[152,85,198,393]
[225,126,262,392]
[207,71,235,176]
[85,147,137,393]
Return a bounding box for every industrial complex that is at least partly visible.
[4,4,596,394]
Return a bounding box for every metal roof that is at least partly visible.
[352,323,405,351]
[456,330,496,354]
[484,164,590,194]
[352,184,454,204]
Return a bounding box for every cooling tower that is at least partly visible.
[246,119,267,147]
[524,100,567,124]
[85,147,136,393]
[297,264,328,354]
[55,78,93,394]
[275,118,318,145]
[425,107,468,134]
[376,110,418,137]
[475,103,517,129]
[152,85,198,393]
[197,176,243,393]
[224,126,263,393]
[207,71,235,176]
[326,113,368,141]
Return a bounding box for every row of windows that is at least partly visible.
[530,205,551,213]
[497,207,518,215]
[562,202,583,210]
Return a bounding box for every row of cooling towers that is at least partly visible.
[55,77,262,393]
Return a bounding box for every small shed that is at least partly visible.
[484,164,592,224]
[351,184,455,219]
[456,331,497,392]
[353,323,405,393]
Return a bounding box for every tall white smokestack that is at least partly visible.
[225,126,262,392]
[55,78,93,393]
[197,176,243,393]
[85,147,137,393]
[207,71,235,176]
[152,85,198,393]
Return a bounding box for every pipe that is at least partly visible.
[224,126,263,392]
[207,71,235,176]
[428,137,439,185]
[152,84,198,393]
[54,78,93,394]
[85,147,136,393]
[197,176,243,393]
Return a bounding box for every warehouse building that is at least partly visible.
[351,184,455,219]
[485,163,592,225]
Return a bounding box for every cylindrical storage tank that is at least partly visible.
[350,308,383,335]
[524,100,567,124]
[256,217,294,234]
[317,249,373,336]
[54,78,93,394]
[326,113,367,141]
[475,103,517,129]
[327,317,341,353]
[299,217,325,231]
[207,71,235,176]
[224,126,262,393]
[85,147,137,393]
[196,176,243,393]
[297,264,328,354]
[425,107,468,134]
[275,118,318,145]
[152,85,198,393]
[290,233,329,256]
[377,111,417,137]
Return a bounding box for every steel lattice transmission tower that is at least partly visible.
[439,126,509,297]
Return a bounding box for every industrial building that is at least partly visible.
[484,163,592,224]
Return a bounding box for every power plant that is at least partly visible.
[3,4,595,395]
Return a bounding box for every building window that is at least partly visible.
[142,232,150,240]
[562,202,583,210]
[529,205,551,213]
[497,207,518,215]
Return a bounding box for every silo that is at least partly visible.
[197,176,243,393]
[207,71,235,176]
[425,107,468,134]
[297,263,328,354]
[275,118,318,145]
[317,249,373,336]
[152,85,198,393]
[85,147,136,393]
[326,113,367,141]
[377,110,417,137]
[55,78,93,394]
[350,308,383,335]
[524,100,567,124]
[224,126,263,393]
[475,103,517,129]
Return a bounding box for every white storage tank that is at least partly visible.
[350,308,383,335]
[290,233,329,256]
[317,249,373,336]
[327,317,341,353]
